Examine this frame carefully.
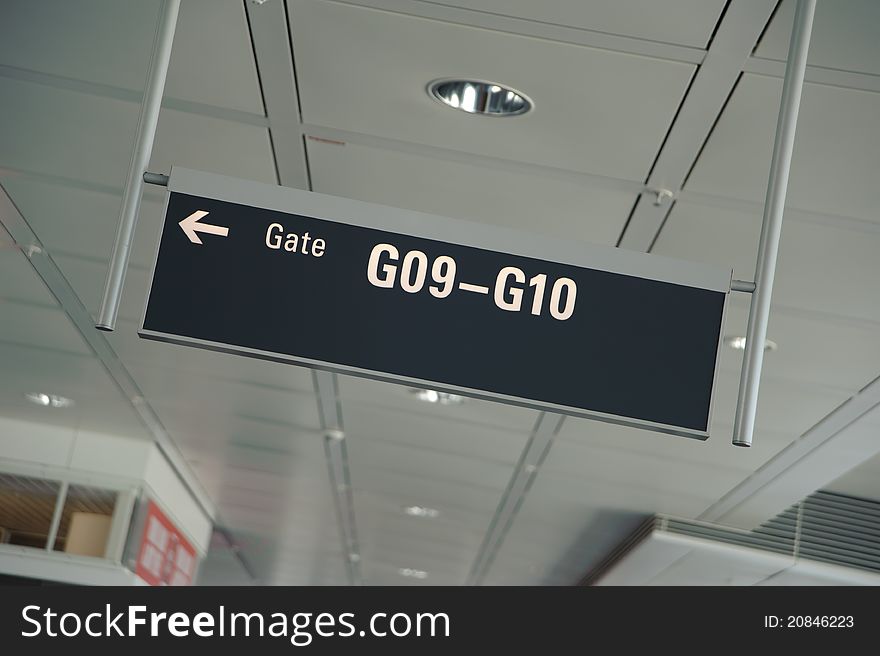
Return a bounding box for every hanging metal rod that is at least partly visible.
[143,171,169,187]
[733,0,816,447]
[731,279,756,293]
[96,0,180,331]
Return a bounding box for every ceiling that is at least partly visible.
[1,0,879,585]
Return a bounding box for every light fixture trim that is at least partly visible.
[428,78,533,117]
[25,392,75,408]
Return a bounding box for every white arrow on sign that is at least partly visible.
[178,210,229,245]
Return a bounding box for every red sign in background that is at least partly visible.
[135,500,197,586]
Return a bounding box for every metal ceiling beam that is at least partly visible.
[0,181,216,526]
[244,0,310,188]
[617,0,778,251]
[246,0,359,585]
[467,412,564,584]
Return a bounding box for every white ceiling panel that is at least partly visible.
[350,465,507,518]
[51,254,150,324]
[338,374,537,433]
[0,247,57,306]
[0,0,264,114]
[0,78,136,189]
[164,0,265,114]
[0,0,160,89]
[342,398,529,464]
[107,320,316,392]
[307,139,634,245]
[710,368,851,440]
[425,0,726,48]
[0,301,91,356]
[128,366,321,435]
[0,76,273,193]
[685,74,880,224]
[0,342,149,440]
[346,433,517,490]
[484,483,649,584]
[0,177,163,269]
[290,0,695,180]
[150,108,276,183]
[559,413,793,480]
[825,452,880,504]
[653,200,880,324]
[721,295,880,394]
[542,435,751,513]
[755,0,880,77]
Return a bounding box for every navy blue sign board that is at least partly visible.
[140,168,731,439]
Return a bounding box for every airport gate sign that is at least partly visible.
[140,168,731,439]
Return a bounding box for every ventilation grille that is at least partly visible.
[582,490,880,584]
[666,490,880,573]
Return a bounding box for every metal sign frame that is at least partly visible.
[139,167,731,440]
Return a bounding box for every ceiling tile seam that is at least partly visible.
[0,166,123,198]
[749,0,785,56]
[613,192,647,249]
[281,0,308,129]
[249,0,357,584]
[0,338,92,360]
[467,412,563,584]
[0,295,58,312]
[641,66,701,185]
[619,1,776,250]
[703,0,734,51]
[745,56,880,93]
[677,189,880,236]
[324,435,363,584]
[0,182,217,523]
[0,64,270,128]
[746,68,880,100]
[239,0,270,118]
[313,370,362,584]
[300,123,647,195]
[471,435,563,582]
[328,0,708,64]
[246,0,311,188]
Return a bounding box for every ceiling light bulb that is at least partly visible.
[724,336,777,352]
[25,392,74,408]
[428,79,532,116]
[410,389,465,405]
[398,567,428,579]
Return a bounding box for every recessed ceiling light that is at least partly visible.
[398,567,428,579]
[25,392,74,408]
[428,79,532,116]
[410,388,465,405]
[724,336,778,352]
[403,505,440,518]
